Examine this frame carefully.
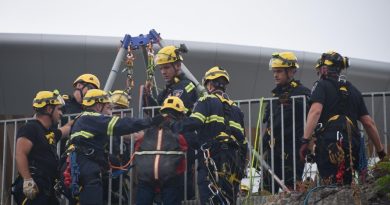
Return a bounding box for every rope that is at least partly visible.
[303,184,337,205]
[109,152,135,170]
[247,97,264,201]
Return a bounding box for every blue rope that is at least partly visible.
[358,135,368,172]
[303,185,337,205]
[70,152,80,197]
[111,165,135,178]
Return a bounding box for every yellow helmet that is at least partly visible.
[269,52,299,69]
[154,45,183,65]
[160,96,186,113]
[73,74,100,89]
[33,90,65,109]
[202,66,230,86]
[110,90,129,109]
[315,51,349,71]
[82,89,111,107]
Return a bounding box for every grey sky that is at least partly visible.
[1,0,389,63]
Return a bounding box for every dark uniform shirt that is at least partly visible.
[144,73,198,114]
[310,78,369,125]
[264,80,311,145]
[17,120,62,177]
[174,93,246,145]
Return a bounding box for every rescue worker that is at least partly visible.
[172,66,248,205]
[13,90,73,205]
[103,90,132,204]
[262,52,310,193]
[59,74,101,173]
[63,73,100,114]
[135,96,188,205]
[65,89,163,205]
[144,45,199,199]
[300,51,387,185]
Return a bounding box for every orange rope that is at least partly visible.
[109,152,136,170]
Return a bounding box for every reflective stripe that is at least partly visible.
[154,129,163,180]
[328,114,353,125]
[191,112,206,123]
[71,131,94,139]
[22,197,28,205]
[135,151,185,155]
[205,115,224,124]
[198,94,217,102]
[107,116,119,136]
[81,111,101,116]
[185,83,195,93]
[229,120,245,134]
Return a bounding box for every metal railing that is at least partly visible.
[1,91,389,205]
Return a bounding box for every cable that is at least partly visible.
[303,184,337,205]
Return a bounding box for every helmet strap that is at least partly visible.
[99,103,105,113]
[37,105,56,126]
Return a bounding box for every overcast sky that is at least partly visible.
[1,0,390,63]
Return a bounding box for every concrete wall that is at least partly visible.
[1,33,389,115]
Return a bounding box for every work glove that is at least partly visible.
[23,178,39,200]
[299,138,310,163]
[377,149,387,161]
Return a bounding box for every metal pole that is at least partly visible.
[248,101,252,174]
[371,93,375,157]
[184,153,187,201]
[270,100,275,194]
[252,149,290,193]
[104,35,131,92]
[292,98,297,190]
[1,122,7,205]
[260,100,264,191]
[129,132,135,204]
[383,93,388,153]
[281,104,285,184]
[11,121,17,205]
[119,135,124,205]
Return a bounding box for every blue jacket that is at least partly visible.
[70,111,152,154]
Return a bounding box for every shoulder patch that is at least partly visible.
[172,89,184,97]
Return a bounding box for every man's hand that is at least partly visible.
[144,80,154,95]
[299,138,310,163]
[378,149,387,161]
[23,178,39,199]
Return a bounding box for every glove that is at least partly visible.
[23,178,39,200]
[299,138,310,163]
[151,114,165,126]
[378,149,387,161]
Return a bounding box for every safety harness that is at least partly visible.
[316,76,366,184]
